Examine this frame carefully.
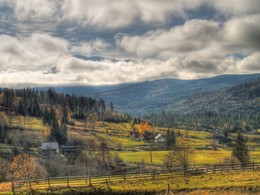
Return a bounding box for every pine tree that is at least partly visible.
[165,129,170,150]
[33,96,41,117]
[42,107,51,126]
[165,129,176,150]
[59,123,68,145]
[18,100,25,116]
[171,130,176,146]
[62,105,68,124]
[50,109,59,142]
[232,132,250,165]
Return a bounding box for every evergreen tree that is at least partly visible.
[165,129,176,150]
[62,105,69,124]
[18,100,25,116]
[50,109,59,142]
[232,132,250,165]
[59,122,68,145]
[171,130,176,146]
[42,107,51,126]
[165,129,170,149]
[33,96,41,117]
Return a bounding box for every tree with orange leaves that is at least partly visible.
[138,122,150,135]
[11,154,37,180]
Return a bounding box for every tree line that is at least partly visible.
[144,110,260,134]
[0,87,123,145]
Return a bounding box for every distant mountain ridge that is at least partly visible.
[39,73,260,115]
[178,78,260,113]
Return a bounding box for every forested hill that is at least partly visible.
[179,79,260,113]
[0,88,107,120]
[144,80,260,132]
[89,73,260,114]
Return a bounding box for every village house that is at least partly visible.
[155,133,165,143]
[39,142,59,155]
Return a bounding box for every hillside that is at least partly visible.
[178,79,260,113]
[95,74,260,115]
[46,73,260,115]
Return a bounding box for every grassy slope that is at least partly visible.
[5,115,260,164]
[1,171,260,194]
[118,150,260,165]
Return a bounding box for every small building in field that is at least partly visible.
[155,133,165,143]
[39,142,59,154]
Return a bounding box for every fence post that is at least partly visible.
[166,184,170,195]
[213,165,216,174]
[105,179,111,191]
[89,175,92,187]
[123,169,126,181]
[67,176,70,187]
[11,175,15,195]
[252,162,255,171]
[47,177,51,188]
[151,168,155,180]
[29,180,32,190]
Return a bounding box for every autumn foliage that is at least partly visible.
[11,154,37,180]
[138,122,150,135]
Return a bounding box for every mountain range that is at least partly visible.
[39,73,260,115]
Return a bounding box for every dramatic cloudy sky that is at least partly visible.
[0,0,260,87]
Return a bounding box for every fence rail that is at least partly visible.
[2,162,260,193]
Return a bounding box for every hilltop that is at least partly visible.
[41,73,260,115]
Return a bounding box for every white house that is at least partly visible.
[39,142,59,154]
[155,133,165,143]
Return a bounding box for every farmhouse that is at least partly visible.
[155,133,165,143]
[39,142,59,155]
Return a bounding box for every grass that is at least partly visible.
[118,150,260,165]
[111,171,260,193]
[118,150,223,165]
[1,171,260,194]
[97,133,145,148]
[9,115,45,131]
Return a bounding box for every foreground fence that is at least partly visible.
[2,162,260,194]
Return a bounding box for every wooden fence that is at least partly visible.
[3,162,260,194]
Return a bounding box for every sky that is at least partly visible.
[0,0,260,87]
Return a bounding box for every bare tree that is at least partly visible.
[164,131,194,173]
[0,158,10,181]
[87,113,96,134]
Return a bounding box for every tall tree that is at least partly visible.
[50,108,60,142]
[42,107,51,126]
[59,117,68,145]
[164,132,193,173]
[165,130,176,150]
[232,132,250,165]
[87,113,96,134]
[2,88,15,114]
[17,100,25,116]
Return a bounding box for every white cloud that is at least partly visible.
[0,33,69,71]
[0,1,260,87]
[13,0,59,21]
[237,52,260,72]
[212,0,260,16]
[1,0,260,31]
[222,14,260,52]
[60,0,207,28]
[71,39,109,56]
[117,19,221,59]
